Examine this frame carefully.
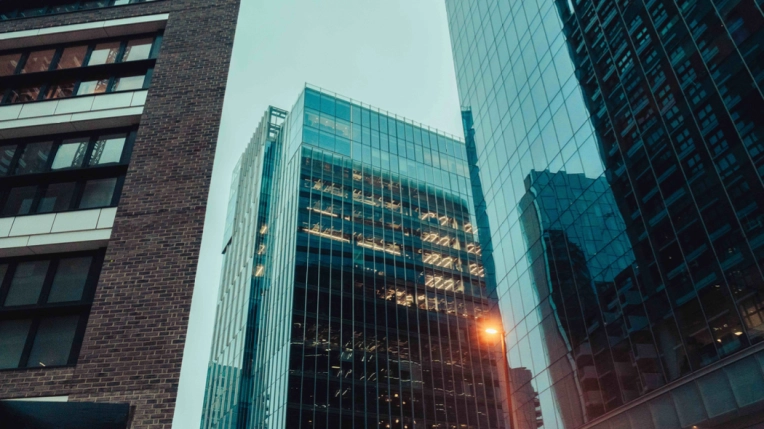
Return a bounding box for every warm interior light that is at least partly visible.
[485,328,499,335]
[734,331,744,336]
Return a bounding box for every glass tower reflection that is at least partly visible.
[447,0,764,428]
[202,87,509,429]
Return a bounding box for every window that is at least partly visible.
[21,49,55,74]
[0,251,104,370]
[88,42,121,66]
[1,1,158,21]
[0,54,21,76]
[0,129,135,218]
[0,34,160,105]
[0,129,133,177]
[78,178,118,209]
[56,46,88,69]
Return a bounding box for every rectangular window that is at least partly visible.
[0,129,133,177]
[0,251,104,370]
[56,46,88,70]
[0,53,21,76]
[87,42,121,66]
[78,177,117,209]
[21,49,55,73]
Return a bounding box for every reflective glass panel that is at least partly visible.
[37,182,76,213]
[0,319,31,369]
[27,315,79,367]
[51,138,88,170]
[8,86,42,103]
[47,256,92,303]
[77,78,109,95]
[15,141,52,174]
[112,75,145,92]
[0,53,21,76]
[3,260,49,306]
[78,177,117,209]
[87,42,121,66]
[123,38,153,62]
[56,45,88,69]
[21,49,55,73]
[2,186,37,216]
[89,134,126,165]
[0,145,16,176]
[45,81,75,100]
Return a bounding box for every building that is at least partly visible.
[0,0,240,427]
[201,86,509,429]
[446,1,764,428]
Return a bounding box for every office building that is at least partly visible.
[0,0,240,427]
[201,86,509,429]
[446,0,764,428]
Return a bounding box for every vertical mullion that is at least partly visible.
[36,256,59,305]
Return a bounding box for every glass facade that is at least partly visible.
[202,87,510,429]
[446,0,764,428]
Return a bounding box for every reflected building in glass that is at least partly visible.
[201,86,509,429]
[446,0,764,428]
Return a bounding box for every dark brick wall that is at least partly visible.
[0,1,241,427]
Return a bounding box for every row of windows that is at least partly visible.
[303,89,465,158]
[0,0,157,21]
[0,251,103,370]
[1,71,148,104]
[304,108,471,178]
[0,130,133,177]
[0,35,158,77]
[1,176,123,218]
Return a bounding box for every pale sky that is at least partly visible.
[173,1,462,427]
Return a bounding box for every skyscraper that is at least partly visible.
[0,0,240,426]
[446,0,764,428]
[201,86,509,429]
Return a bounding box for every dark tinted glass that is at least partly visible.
[56,45,87,69]
[45,81,75,100]
[37,182,75,213]
[51,138,88,170]
[0,53,21,76]
[27,315,79,367]
[14,141,52,174]
[21,49,55,73]
[0,319,31,369]
[2,186,37,216]
[0,145,17,176]
[47,256,92,303]
[78,177,117,209]
[3,260,49,306]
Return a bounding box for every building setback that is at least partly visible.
[0,0,240,427]
[201,86,509,429]
[446,0,764,428]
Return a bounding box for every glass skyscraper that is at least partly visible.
[201,86,509,429]
[446,1,764,428]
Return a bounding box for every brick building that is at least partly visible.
[0,1,240,427]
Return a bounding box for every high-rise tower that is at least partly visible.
[201,86,509,429]
[0,0,240,426]
[446,0,764,428]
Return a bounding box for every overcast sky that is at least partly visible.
[172,1,462,426]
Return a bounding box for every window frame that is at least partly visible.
[0,249,106,370]
[0,32,161,105]
[0,127,136,218]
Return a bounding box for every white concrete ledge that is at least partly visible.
[0,14,169,50]
[0,90,147,139]
[0,208,116,257]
